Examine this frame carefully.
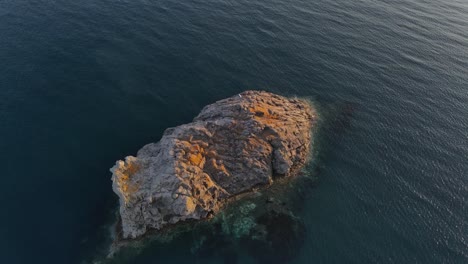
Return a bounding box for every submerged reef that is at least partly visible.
[110,90,317,239]
[190,193,308,264]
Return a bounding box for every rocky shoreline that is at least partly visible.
[110,91,317,240]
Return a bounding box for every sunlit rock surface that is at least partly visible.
[111,91,316,239]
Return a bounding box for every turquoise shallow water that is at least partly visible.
[1,0,467,263]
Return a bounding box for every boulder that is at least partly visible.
[111,91,316,239]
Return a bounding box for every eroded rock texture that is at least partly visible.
[111,91,316,239]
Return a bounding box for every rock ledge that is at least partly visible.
[111,91,316,239]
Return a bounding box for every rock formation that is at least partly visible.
[111,91,316,239]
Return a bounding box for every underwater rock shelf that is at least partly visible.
[111,90,317,239]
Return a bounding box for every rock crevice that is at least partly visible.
[111,91,317,239]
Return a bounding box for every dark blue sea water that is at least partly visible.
[1,0,467,263]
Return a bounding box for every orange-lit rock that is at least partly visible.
[111,91,317,239]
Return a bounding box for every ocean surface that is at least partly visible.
[1,0,467,263]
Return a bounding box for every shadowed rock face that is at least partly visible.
[111,91,316,239]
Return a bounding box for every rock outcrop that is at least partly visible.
[111,91,316,239]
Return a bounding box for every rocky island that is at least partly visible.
[111,91,316,239]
